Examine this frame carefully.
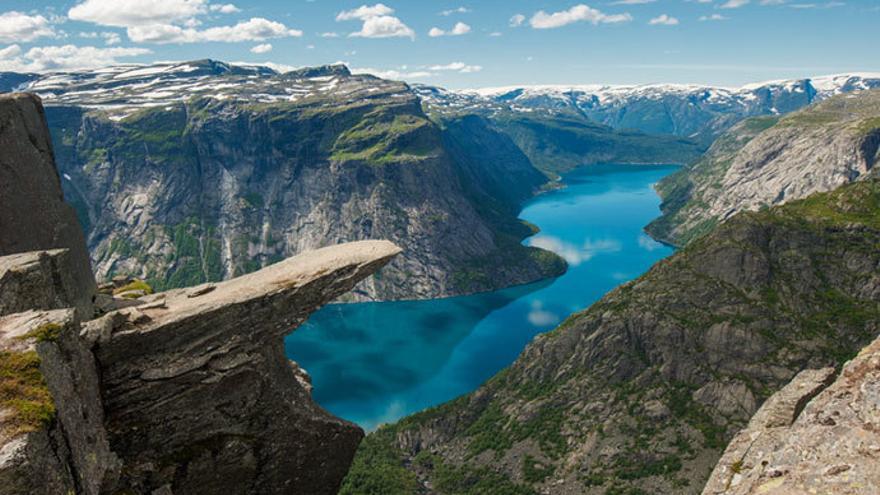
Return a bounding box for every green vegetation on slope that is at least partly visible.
[491,111,703,177]
[0,350,55,435]
[648,89,880,246]
[343,179,880,495]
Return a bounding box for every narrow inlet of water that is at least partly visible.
[285,164,678,429]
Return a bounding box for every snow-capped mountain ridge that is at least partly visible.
[471,72,880,99]
[420,73,880,142]
[1,59,392,121]
[3,60,878,142]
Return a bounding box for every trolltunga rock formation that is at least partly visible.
[0,92,402,494]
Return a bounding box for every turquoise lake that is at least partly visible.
[284,164,678,430]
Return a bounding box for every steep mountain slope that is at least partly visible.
[419,86,703,176]
[488,111,701,176]
[343,179,880,495]
[18,60,564,300]
[426,73,880,145]
[648,89,880,246]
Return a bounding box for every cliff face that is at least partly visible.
[705,330,880,495]
[22,60,563,301]
[0,93,402,494]
[648,89,880,246]
[344,179,880,495]
[0,94,95,317]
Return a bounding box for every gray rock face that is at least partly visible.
[92,241,400,494]
[704,332,880,495]
[0,93,403,494]
[0,250,86,317]
[17,61,563,301]
[0,94,96,317]
[649,89,880,245]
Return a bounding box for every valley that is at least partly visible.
[1,55,879,495]
[286,164,677,429]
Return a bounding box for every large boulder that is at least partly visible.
[0,94,95,317]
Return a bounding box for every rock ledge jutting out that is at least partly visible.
[0,92,401,495]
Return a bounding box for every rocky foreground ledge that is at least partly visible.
[703,333,880,495]
[0,93,402,494]
[0,241,401,494]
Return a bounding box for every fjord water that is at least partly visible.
[284,164,677,429]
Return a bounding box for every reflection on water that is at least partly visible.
[285,164,678,429]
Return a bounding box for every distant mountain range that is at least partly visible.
[417,73,880,144]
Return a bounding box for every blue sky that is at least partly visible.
[0,0,877,88]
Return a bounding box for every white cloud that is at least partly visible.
[350,61,482,81]
[349,16,415,39]
[0,44,22,60]
[527,235,621,266]
[700,13,729,20]
[70,0,299,45]
[509,14,526,27]
[0,12,57,44]
[68,0,208,27]
[649,14,680,25]
[82,31,123,45]
[336,4,415,39]
[530,4,633,29]
[427,61,482,72]
[527,301,560,327]
[320,32,340,38]
[428,22,471,37]
[128,18,302,43]
[440,7,471,16]
[103,32,122,45]
[250,43,272,54]
[638,234,665,252]
[721,0,750,8]
[0,44,151,72]
[350,67,433,80]
[336,4,395,21]
[210,3,240,14]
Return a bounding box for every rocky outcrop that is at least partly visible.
[649,89,880,245]
[0,94,96,316]
[90,241,401,493]
[0,250,89,317]
[343,179,880,495]
[0,92,403,494]
[704,332,880,495]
